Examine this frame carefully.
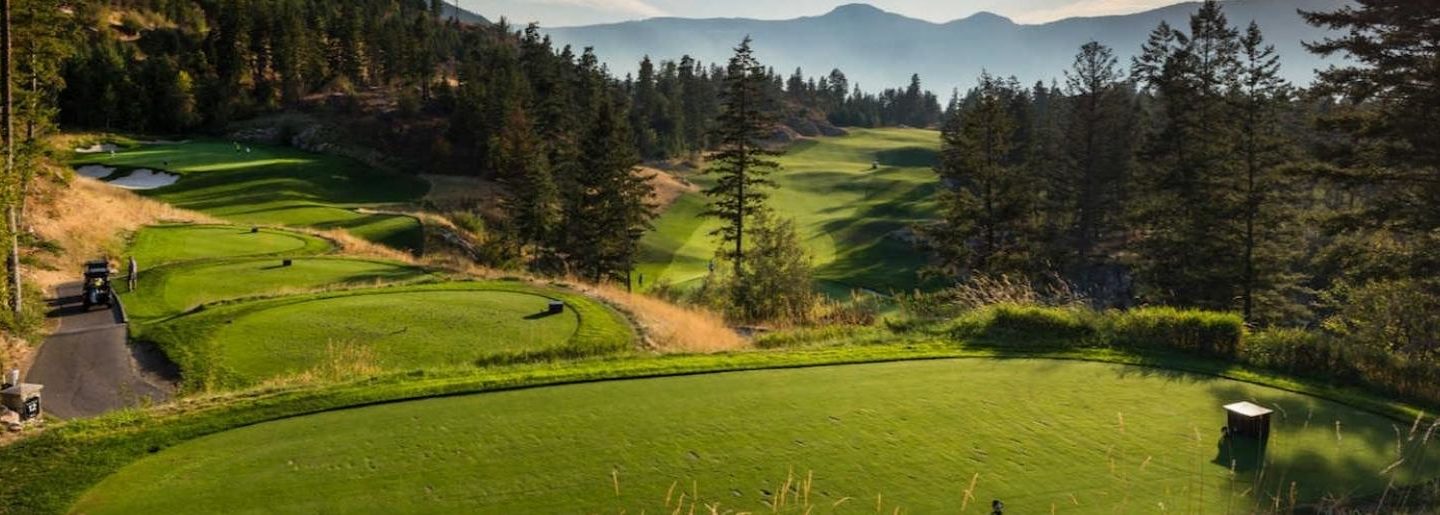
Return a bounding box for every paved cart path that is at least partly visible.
[25,283,174,419]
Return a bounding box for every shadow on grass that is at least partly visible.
[1214,434,1267,473]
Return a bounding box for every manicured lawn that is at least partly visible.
[74,141,429,251]
[127,224,333,267]
[71,358,1434,514]
[139,281,634,390]
[636,128,941,295]
[121,256,433,321]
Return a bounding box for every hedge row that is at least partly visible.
[951,304,1440,408]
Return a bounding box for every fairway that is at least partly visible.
[121,257,433,320]
[72,359,1432,514]
[141,282,634,389]
[75,141,429,251]
[127,224,333,266]
[637,128,940,295]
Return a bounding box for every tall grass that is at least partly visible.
[584,282,747,353]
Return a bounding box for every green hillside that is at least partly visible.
[74,141,430,252]
[637,128,941,296]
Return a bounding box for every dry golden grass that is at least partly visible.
[27,174,215,294]
[419,173,502,201]
[584,282,747,353]
[640,166,697,211]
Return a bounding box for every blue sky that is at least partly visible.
[457,0,1185,27]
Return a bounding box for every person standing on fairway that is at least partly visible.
[127,256,138,291]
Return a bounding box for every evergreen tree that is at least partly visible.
[1234,22,1304,323]
[1303,1,1440,244]
[1057,42,1135,291]
[704,211,814,322]
[930,73,1034,276]
[493,105,558,260]
[702,37,780,308]
[568,98,654,283]
[1131,0,1244,310]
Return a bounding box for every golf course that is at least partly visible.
[9,132,1429,514]
[70,359,1429,513]
[74,140,430,252]
[117,224,632,390]
[636,127,941,296]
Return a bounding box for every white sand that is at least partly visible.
[75,143,119,154]
[75,165,117,179]
[107,169,179,190]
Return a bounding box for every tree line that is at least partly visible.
[928,0,1440,359]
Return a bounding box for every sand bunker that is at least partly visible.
[75,143,119,154]
[108,169,179,190]
[76,165,117,179]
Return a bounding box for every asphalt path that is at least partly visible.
[24,283,173,419]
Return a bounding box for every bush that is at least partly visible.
[1107,307,1244,358]
[983,304,1093,346]
[935,302,1440,409]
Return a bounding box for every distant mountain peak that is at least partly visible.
[956,11,1014,25]
[824,3,890,18]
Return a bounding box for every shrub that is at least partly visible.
[1107,307,1244,358]
[984,304,1093,346]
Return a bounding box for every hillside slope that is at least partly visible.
[547,0,1350,89]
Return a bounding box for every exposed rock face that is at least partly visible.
[787,117,820,137]
[766,125,802,146]
[229,122,399,175]
[817,123,848,137]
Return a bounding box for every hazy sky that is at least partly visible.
[457,0,1186,27]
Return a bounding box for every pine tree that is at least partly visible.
[1303,1,1440,238]
[930,73,1034,276]
[706,211,814,322]
[1057,42,1135,290]
[1234,22,1304,323]
[494,105,558,261]
[568,98,654,283]
[702,37,780,308]
[1131,0,1244,310]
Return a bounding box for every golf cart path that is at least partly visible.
[25,282,174,419]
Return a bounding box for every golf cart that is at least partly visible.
[82,260,114,310]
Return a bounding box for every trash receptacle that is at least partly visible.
[548,301,564,315]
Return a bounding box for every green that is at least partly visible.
[75,141,429,251]
[139,282,634,390]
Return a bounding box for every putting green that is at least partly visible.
[637,128,940,295]
[72,359,1434,514]
[76,141,429,251]
[127,224,332,266]
[141,282,634,390]
[121,257,432,320]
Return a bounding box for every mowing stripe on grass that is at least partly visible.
[71,358,1437,514]
[136,281,634,391]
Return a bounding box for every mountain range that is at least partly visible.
[538,0,1351,91]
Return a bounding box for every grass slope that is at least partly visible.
[127,224,333,266]
[71,359,1432,514]
[138,281,634,390]
[636,128,941,295]
[121,256,432,321]
[75,141,429,251]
